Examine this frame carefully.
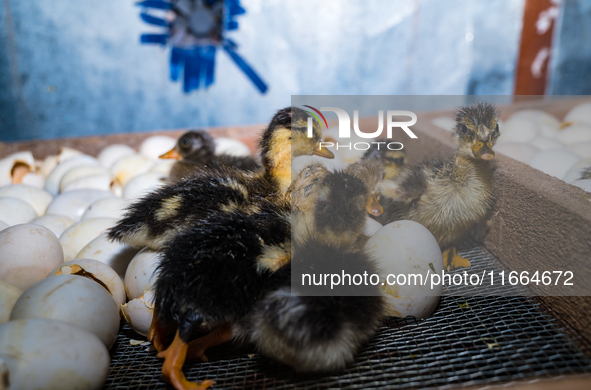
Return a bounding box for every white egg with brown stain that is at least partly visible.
[59,218,117,262]
[82,197,131,220]
[10,274,120,348]
[31,214,75,238]
[0,197,38,225]
[0,280,22,324]
[0,318,110,390]
[45,189,115,222]
[111,154,156,186]
[214,137,252,157]
[123,172,166,200]
[75,233,139,280]
[140,135,177,160]
[121,291,154,337]
[125,249,160,300]
[44,155,100,196]
[0,224,64,290]
[0,184,53,216]
[0,151,35,187]
[366,221,443,319]
[49,258,126,307]
[98,144,137,169]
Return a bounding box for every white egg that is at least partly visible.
[494,143,539,163]
[39,154,59,177]
[0,280,22,324]
[0,318,110,390]
[82,197,131,220]
[61,172,113,193]
[563,158,591,183]
[570,179,591,192]
[0,220,8,231]
[49,258,127,307]
[0,197,37,225]
[111,154,156,186]
[0,184,53,216]
[59,165,111,192]
[0,224,64,290]
[44,155,100,196]
[31,214,75,238]
[527,150,581,179]
[123,172,166,199]
[530,137,563,151]
[98,144,137,168]
[568,142,591,158]
[59,218,117,262]
[497,115,539,144]
[431,116,456,132]
[556,124,591,145]
[150,159,176,175]
[125,248,160,300]
[21,171,46,188]
[508,110,560,139]
[0,151,35,187]
[121,292,154,337]
[364,217,383,236]
[214,137,252,157]
[45,189,115,222]
[366,221,443,319]
[140,135,177,160]
[563,101,591,127]
[75,233,139,280]
[10,274,120,348]
[56,147,84,163]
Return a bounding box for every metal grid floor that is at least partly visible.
[104,246,591,389]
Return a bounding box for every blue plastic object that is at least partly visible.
[137,0,267,93]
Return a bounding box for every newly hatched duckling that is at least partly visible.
[377,102,499,270]
[108,107,333,251]
[235,168,385,372]
[160,130,260,182]
[362,142,407,180]
[150,197,291,390]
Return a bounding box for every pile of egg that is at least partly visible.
[433,101,591,192]
[0,135,250,389]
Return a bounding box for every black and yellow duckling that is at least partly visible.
[160,130,260,182]
[108,107,333,251]
[362,141,407,180]
[150,196,291,390]
[377,102,499,270]
[235,168,385,372]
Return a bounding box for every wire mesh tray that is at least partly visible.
[105,247,591,389]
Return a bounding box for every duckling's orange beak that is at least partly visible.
[312,145,334,159]
[471,141,495,160]
[366,194,383,217]
[159,148,182,160]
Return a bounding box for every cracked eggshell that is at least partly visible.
[0,281,22,324]
[98,144,137,169]
[75,233,139,280]
[21,172,45,188]
[59,218,117,262]
[59,165,111,192]
[44,155,100,196]
[49,258,126,307]
[214,137,252,157]
[125,249,160,300]
[123,172,166,200]
[39,154,59,177]
[0,197,37,226]
[111,154,156,187]
[82,197,131,220]
[366,221,443,319]
[31,214,75,238]
[0,151,35,187]
[0,224,64,290]
[140,135,177,160]
[0,318,110,390]
[0,184,53,216]
[121,291,154,337]
[10,274,120,348]
[45,189,115,222]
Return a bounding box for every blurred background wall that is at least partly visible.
[0,0,588,142]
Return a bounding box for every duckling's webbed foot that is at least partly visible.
[185,323,233,362]
[159,330,215,390]
[442,247,471,271]
[148,308,167,352]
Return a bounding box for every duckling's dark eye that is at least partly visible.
[458,124,470,135]
[393,157,404,165]
[182,138,190,145]
[494,123,500,133]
